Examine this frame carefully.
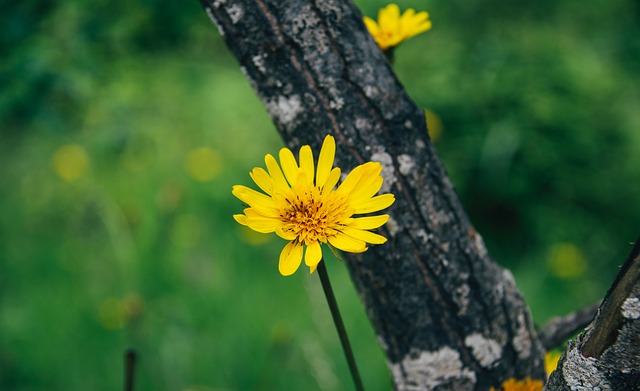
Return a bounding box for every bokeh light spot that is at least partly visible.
[52,144,89,181]
[98,298,126,330]
[547,243,587,279]
[186,147,221,182]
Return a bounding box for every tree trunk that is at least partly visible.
[199,1,548,389]
[544,241,640,390]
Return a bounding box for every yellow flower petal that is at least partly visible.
[265,154,290,191]
[299,145,315,186]
[279,147,299,186]
[347,162,384,203]
[354,193,395,214]
[348,215,389,230]
[379,4,400,32]
[279,241,303,276]
[305,241,323,273]
[232,185,280,217]
[233,214,247,225]
[316,135,336,188]
[249,167,275,195]
[245,216,283,233]
[322,167,341,194]
[363,17,379,36]
[337,165,364,195]
[276,227,297,241]
[340,227,387,245]
[328,232,367,253]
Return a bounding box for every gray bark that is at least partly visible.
[199,1,548,389]
[544,241,640,391]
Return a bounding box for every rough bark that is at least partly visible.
[199,1,547,389]
[544,240,640,391]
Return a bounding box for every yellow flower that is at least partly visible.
[232,135,395,276]
[489,377,544,391]
[363,3,432,51]
[545,351,561,377]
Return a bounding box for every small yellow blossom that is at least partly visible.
[232,135,395,276]
[489,377,544,391]
[545,351,561,377]
[364,3,432,51]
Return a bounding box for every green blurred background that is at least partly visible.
[1,0,638,390]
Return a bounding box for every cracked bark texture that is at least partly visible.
[544,240,640,391]
[199,0,546,389]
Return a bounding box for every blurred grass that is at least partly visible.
[1,0,639,390]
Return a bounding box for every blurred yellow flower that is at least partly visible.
[186,147,221,182]
[364,3,432,51]
[52,144,89,181]
[425,109,443,142]
[489,377,544,391]
[547,242,587,279]
[232,135,395,276]
[98,293,143,330]
[545,351,561,377]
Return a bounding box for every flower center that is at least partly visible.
[280,188,349,244]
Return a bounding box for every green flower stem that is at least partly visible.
[317,259,365,391]
[125,349,136,391]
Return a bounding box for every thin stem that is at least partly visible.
[125,349,136,391]
[317,259,365,391]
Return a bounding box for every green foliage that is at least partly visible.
[1,0,639,390]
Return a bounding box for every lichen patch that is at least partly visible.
[561,342,610,390]
[391,347,476,391]
[397,154,415,175]
[464,333,502,368]
[226,3,244,24]
[512,313,532,359]
[266,95,303,125]
[621,297,640,319]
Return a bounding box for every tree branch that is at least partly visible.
[538,302,600,351]
[544,239,640,390]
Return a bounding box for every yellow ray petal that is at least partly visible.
[340,226,387,245]
[249,167,275,195]
[328,232,367,253]
[322,167,341,194]
[275,227,297,241]
[316,135,336,188]
[348,215,389,230]
[279,147,299,186]
[279,241,303,276]
[265,153,290,192]
[347,162,384,203]
[305,241,323,274]
[232,185,280,216]
[379,4,400,31]
[337,165,364,195]
[233,214,247,225]
[245,216,283,233]
[354,193,395,214]
[363,17,379,36]
[299,145,315,186]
